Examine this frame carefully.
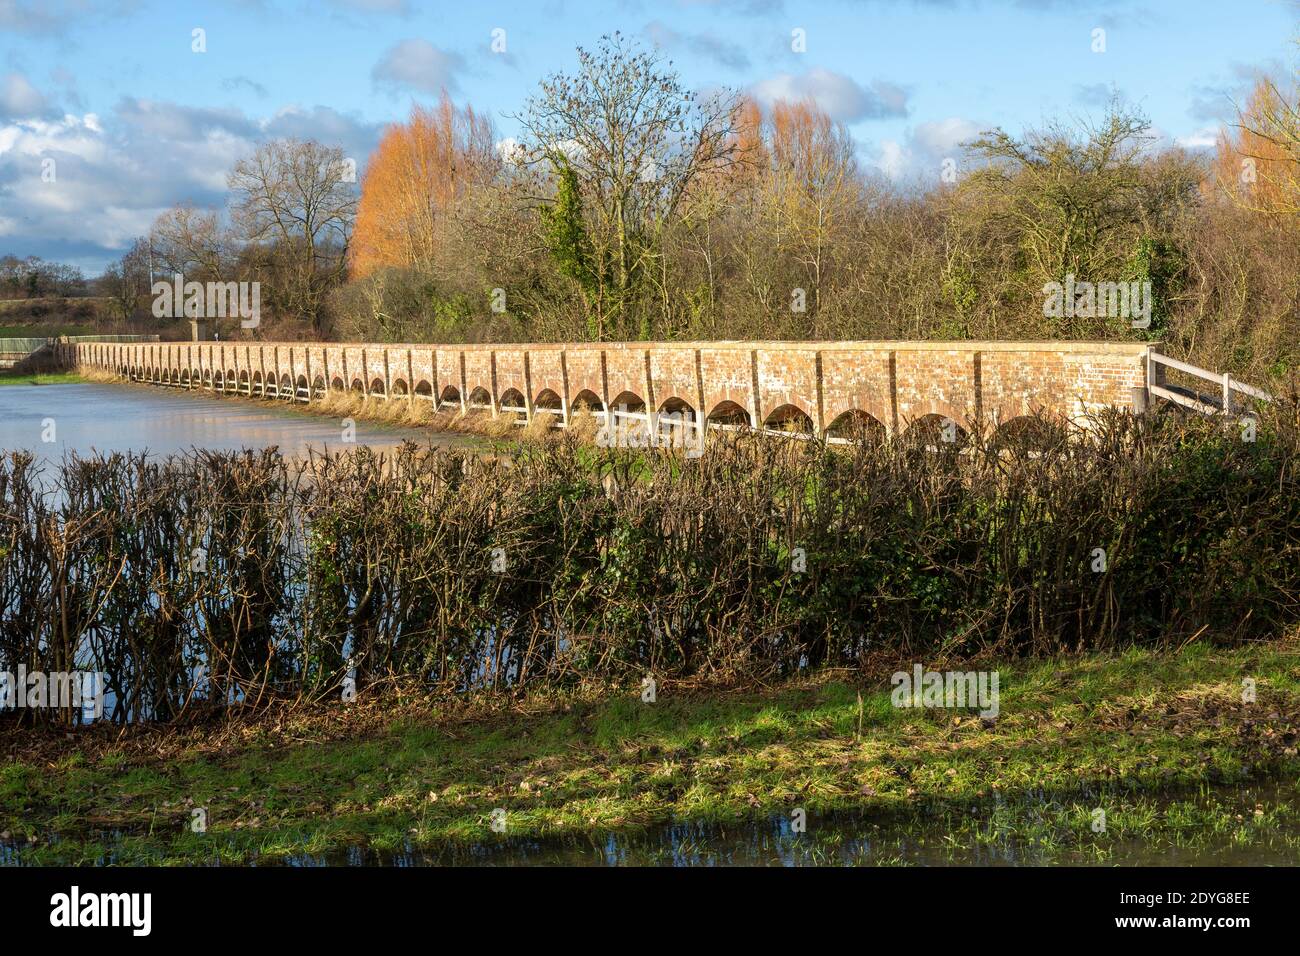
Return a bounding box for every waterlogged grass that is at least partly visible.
[0,371,84,386]
[2,642,1298,865]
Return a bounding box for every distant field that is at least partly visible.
[0,324,97,338]
[0,371,84,386]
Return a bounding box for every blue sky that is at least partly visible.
[2,0,1297,272]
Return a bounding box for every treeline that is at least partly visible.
[93,33,1299,381]
[1,405,1299,725]
[333,34,1300,383]
[0,256,87,300]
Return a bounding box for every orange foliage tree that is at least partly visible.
[351,96,497,277]
[1214,77,1300,218]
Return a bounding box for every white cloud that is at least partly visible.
[0,99,380,271]
[372,39,466,95]
[1174,125,1220,150]
[868,117,985,182]
[0,72,50,121]
[751,68,908,122]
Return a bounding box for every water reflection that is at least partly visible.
[0,382,475,459]
[7,782,1296,867]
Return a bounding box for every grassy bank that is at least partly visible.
[0,371,84,386]
[2,642,1298,864]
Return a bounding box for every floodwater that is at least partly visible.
[0,382,475,460]
[3,780,1296,867]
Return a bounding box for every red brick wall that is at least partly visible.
[69,340,1152,435]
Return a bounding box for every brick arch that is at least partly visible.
[571,388,604,411]
[826,409,887,443]
[904,412,970,447]
[499,387,527,422]
[706,399,751,428]
[902,404,970,435]
[762,403,815,435]
[609,390,645,412]
[464,376,494,407]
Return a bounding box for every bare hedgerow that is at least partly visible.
[1,400,1297,726]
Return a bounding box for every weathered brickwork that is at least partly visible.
[61,339,1154,437]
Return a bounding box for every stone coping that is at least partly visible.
[99,339,1158,355]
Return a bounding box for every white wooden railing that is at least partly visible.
[1147,350,1272,416]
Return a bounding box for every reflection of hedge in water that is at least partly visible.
[1,405,1298,725]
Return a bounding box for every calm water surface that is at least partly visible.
[3,780,1296,867]
[0,382,474,460]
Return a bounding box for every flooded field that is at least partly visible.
[0,381,473,460]
[4,780,1296,867]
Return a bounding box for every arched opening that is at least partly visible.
[202,370,213,388]
[277,374,291,399]
[439,385,461,409]
[295,375,309,402]
[762,404,815,437]
[467,386,493,412]
[331,376,346,392]
[611,392,647,416]
[213,371,225,390]
[350,378,365,394]
[706,400,752,430]
[606,392,648,444]
[369,378,387,398]
[826,409,887,445]
[312,376,327,399]
[656,396,700,449]
[414,380,434,401]
[570,389,604,426]
[391,378,410,397]
[499,388,527,423]
[239,371,251,394]
[905,413,969,450]
[534,388,563,412]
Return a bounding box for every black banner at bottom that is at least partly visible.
[0,865,1277,943]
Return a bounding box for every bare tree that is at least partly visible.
[100,238,152,325]
[150,205,229,281]
[518,32,740,338]
[228,139,358,331]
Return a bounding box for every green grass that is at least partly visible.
[0,325,96,338]
[2,642,1298,864]
[0,371,85,386]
